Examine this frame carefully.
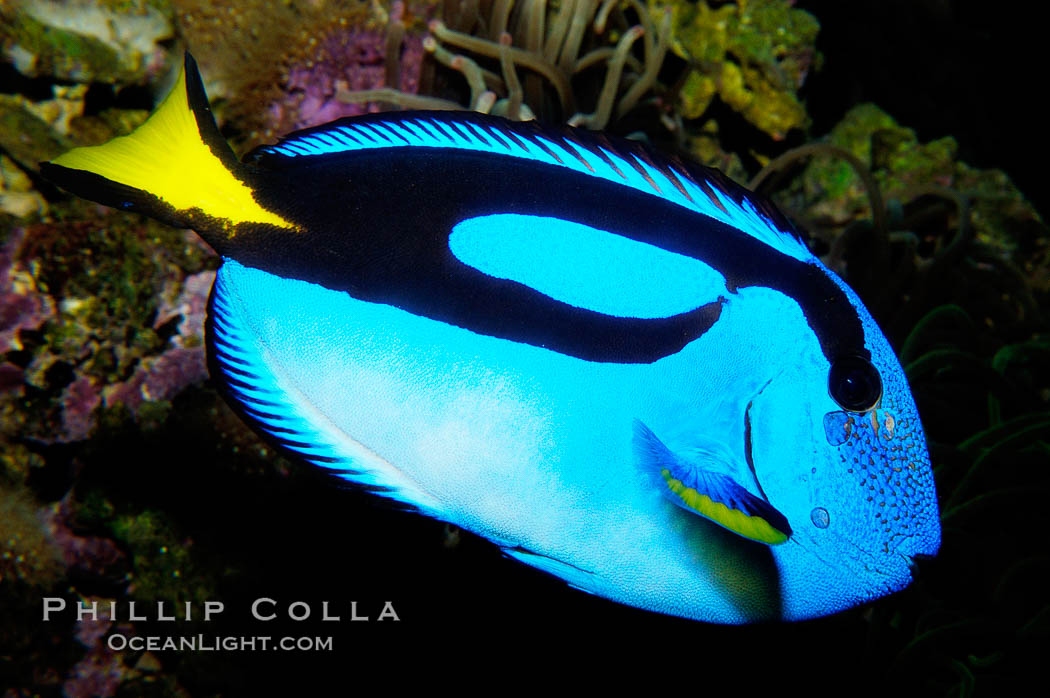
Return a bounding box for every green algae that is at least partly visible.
[134,398,172,432]
[0,154,47,218]
[69,107,151,147]
[0,200,215,446]
[21,203,213,386]
[782,103,1044,285]
[0,442,46,485]
[656,0,819,139]
[72,487,117,526]
[794,104,907,224]
[67,479,218,614]
[0,88,149,220]
[1,0,174,84]
[953,163,1048,294]
[0,94,73,166]
[109,507,216,608]
[0,85,149,169]
[0,483,62,587]
[2,9,125,83]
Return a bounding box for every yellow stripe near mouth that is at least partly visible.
[51,65,296,234]
[661,469,789,545]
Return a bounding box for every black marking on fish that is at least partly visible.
[226,137,869,365]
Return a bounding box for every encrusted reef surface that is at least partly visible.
[0,0,1047,694]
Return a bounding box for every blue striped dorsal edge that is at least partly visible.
[248,111,813,263]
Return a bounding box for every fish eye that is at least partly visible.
[828,355,882,412]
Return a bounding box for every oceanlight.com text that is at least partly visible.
[107,634,334,652]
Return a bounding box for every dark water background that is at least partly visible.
[798,0,1043,217]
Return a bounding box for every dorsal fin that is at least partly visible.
[247,111,814,262]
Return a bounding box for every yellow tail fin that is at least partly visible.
[42,53,296,240]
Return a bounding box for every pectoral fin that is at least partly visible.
[633,420,792,545]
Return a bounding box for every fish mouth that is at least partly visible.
[902,553,919,580]
[904,551,936,579]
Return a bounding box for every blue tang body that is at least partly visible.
[42,54,940,623]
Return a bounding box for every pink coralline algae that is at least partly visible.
[103,270,215,415]
[269,28,424,135]
[153,269,214,349]
[72,599,114,649]
[0,227,55,392]
[59,376,102,442]
[45,498,126,580]
[62,626,128,698]
[0,361,22,392]
[103,346,208,415]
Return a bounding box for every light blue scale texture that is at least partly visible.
[448,213,726,318]
[263,118,813,263]
[816,267,941,564]
[210,256,940,624]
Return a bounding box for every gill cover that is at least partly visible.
[40,54,296,241]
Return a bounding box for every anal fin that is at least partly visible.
[500,546,601,594]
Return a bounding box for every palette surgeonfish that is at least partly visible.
[41,54,940,624]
